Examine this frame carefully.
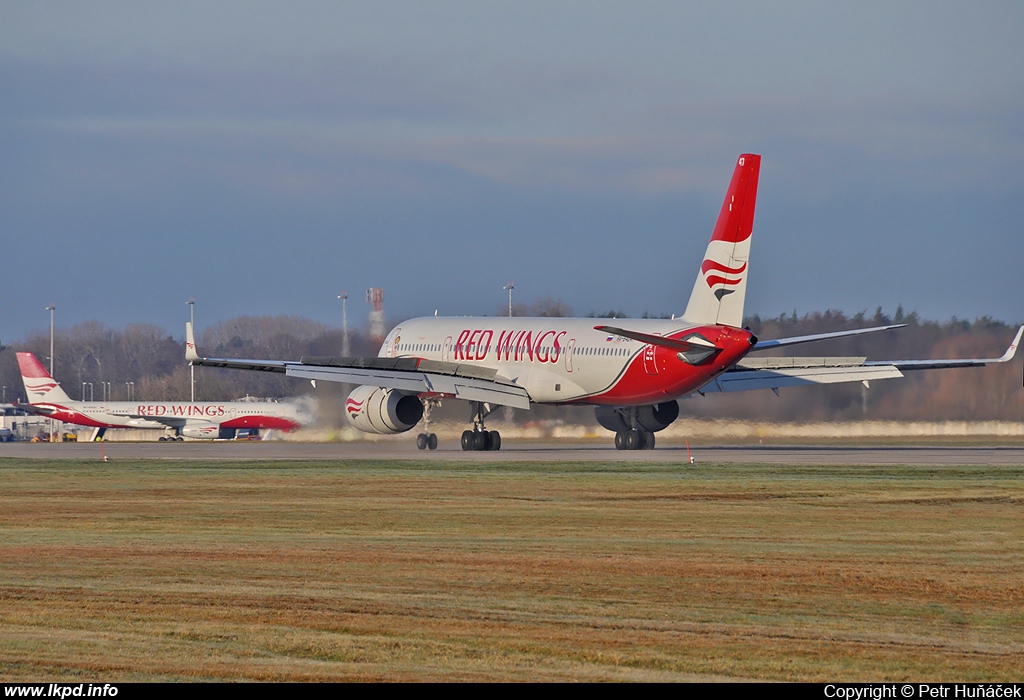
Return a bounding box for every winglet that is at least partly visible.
[996,325,1023,363]
[185,322,200,362]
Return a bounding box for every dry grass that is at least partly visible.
[1,458,1022,681]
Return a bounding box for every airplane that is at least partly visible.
[184,154,1023,451]
[15,351,309,441]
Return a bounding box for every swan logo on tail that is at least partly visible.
[701,259,747,300]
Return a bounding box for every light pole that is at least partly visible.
[337,291,350,357]
[503,283,515,317]
[45,304,56,440]
[45,304,55,376]
[186,298,195,402]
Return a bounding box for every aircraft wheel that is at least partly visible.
[416,433,427,450]
[640,431,655,450]
[427,433,438,450]
[474,430,489,451]
[625,429,640,450]
[176,436,184,442]
[488,430,501,451]
[461,430,474,451]
[614,431,626,450]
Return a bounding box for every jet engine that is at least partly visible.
[180,422,224,439]
[345,385,424,435]
[595,401,680,433]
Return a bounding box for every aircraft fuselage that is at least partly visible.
[381,317,756,405]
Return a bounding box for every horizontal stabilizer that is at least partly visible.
[595,325,718,352]
[13,402,58,417]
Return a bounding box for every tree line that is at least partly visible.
[1,305,1020,422]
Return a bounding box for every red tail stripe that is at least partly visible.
[16,352,52,379]
[701,259,747,276]
[705,274,744,288]
[709,154,760,244]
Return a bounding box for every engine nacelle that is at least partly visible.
[595,401,680,434]
[180,422,222,439]
[594,406,629,433]
[345,385,424,435]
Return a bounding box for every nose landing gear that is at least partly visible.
[415,397,440,450]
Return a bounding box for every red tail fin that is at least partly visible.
[17,352,52,379]
[710,153,760,244]
[682,154,761,327]
[17,352,72,403]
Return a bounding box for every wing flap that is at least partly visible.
[121,416,187,428]
[699,364,904,394]
[283,364,532,410]
[299,355,500,381]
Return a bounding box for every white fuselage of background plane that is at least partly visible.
[24,399,306,435]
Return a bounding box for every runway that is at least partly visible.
[3,440,1023,465]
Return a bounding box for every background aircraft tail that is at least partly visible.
[16,352,73,404]
[682,153,761,328]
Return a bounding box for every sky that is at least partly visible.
[2,1,1022,343]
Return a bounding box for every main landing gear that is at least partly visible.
[614,428,655,450]
[415,397,440,450]
[608,406,656,450]
[461,401,501,451]
[159,431,184,442]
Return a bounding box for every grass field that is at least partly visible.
[1,457,1022,681]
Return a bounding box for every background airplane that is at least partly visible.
[16,351,308,441]
[185,154,1022,451]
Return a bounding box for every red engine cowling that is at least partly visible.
[345,386,424,435]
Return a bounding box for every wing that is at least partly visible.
[695,356,904,394]
[114,414,186,428]
[867,324,1022,371]
[695,325,1023,395]
[750,324,906,351]
[185,323,532,410]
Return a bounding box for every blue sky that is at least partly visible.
[2,1,1022,342]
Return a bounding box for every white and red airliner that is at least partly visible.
[16,351,307,441]
[186,154,1022,451]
